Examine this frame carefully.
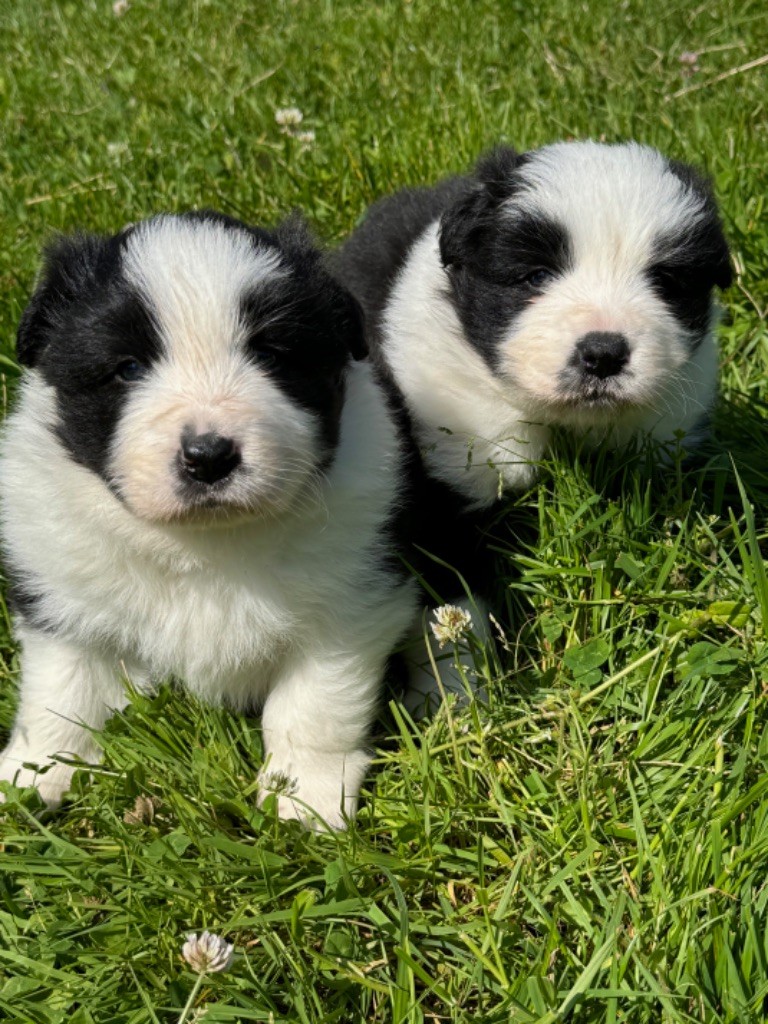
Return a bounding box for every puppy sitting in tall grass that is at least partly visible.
[334,141,732,706]
[0,212,416,826]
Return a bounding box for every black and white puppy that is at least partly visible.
[333,141,732,705]
[0,212,416,827]
[335,141,732,507]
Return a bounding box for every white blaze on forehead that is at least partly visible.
[109,216,321,525]
[505,142,706,266]
[121,216,286,365]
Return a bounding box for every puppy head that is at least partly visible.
[18,212,365,524]
[439,142,731,429]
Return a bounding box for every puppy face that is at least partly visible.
[17,213,364,524]
[439,142,731,429]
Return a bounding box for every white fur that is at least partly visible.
[112,218,318,523]
[0,221,416,828]
[383,142,721,509]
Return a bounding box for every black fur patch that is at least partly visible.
[241,217,366,454]
[373,361,497,600]
[435,147,571,370]
[18,232,164,480]
[438,147,527,267]
[329,176,470,346]
[442,209,571,370]
[647,160,732,341]
[648,226,731,338]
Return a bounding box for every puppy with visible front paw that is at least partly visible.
[0,211,416,826]
[333,141,732,707]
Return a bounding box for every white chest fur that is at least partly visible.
[382,225,551,508]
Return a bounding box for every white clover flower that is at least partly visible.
[679,50,700,66]
[112,0,130,16]
[182,931,234,974]
[295,129,316,146]
[259,769,298,797]
[430,604,473,647]
[274,107,303,128]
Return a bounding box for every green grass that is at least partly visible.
[1,1,767,1021]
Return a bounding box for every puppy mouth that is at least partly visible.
[169,465,313,527]
[172,469,260,521]
[561,387,628,409]
[110,478,263,527]
[167,502,261,527]
[177,487,245,512]
[555,372,636,410]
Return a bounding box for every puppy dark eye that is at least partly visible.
[114,359,147,383]
[252,348,278,370]
[648,264,695,301]
[523,269,554,289]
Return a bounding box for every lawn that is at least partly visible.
[0,1,767,1021]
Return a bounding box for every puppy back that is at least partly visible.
[330,176,468,340]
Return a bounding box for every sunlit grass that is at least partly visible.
[1,1,767,1020]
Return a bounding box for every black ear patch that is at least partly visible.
[473,146,528,201]
[709,236,733,292]
[439,183,493,270]
[16,233,117,367]
[273,214,368,361]
[666,159,715,199]
[239,212,370,452]
[16,283,51,368]
[439,146,526,269]
[337,288,367,361]
[666,158,732,291]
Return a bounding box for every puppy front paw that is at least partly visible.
[0,751,75,809]
[258,749,369,830]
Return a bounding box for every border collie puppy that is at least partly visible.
[334,141,732,510]
[0,212,416,827]
[333,141,731,707]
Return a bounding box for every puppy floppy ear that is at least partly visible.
[318,272,368,362]
[16,233,112,368]
[439,146,526,269]
[709,232,733,291]
[275,214,369,361]
[16,283,52,369]
[473,146,528,201]
[338,288,368,361]
[666,159,732,291]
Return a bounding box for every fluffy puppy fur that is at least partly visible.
[332,141,732,705]
[0,211,416,827]
[335,141,732,511]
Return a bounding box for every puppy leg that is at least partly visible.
[403,595,489,719]
[259,649,381,830]
[0,627,134,808]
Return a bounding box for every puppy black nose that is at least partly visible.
[574,332,630,380]
[180,432,241,484]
